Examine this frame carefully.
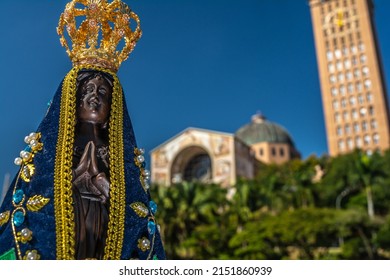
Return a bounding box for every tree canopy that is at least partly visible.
[150,149,390,259]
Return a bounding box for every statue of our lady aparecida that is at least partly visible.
[0,0,166,260]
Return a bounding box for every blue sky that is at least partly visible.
[1,0,390,189]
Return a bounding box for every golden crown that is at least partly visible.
[57,0,142,72]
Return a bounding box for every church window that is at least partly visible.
[356,82,362,92]
[360,107,367,116]
[344,59,351,69]
[331,87,338,96]
[340,85,346,95]
[373,133,379,145]
[333,100,339,110]
[342,46,349,55]
[349,96,356,106]
[360,54,367,64]
[338,140,345,151]
[347,83,354,93]
[354,68,360,78]
[371,119,377,130]
[356,136,362,148]
[341,98,347,108]
[366,92,373,103]
[352,56,358,66]
[358,42,365,52]
[362,121,368,131]
[351,45,357,54]
[328,63,335,73]
[358,94,364,104]
[364,134,371,145]
[338,73,345,82]
[353,122,360,132]
[345,124,351,134]
[326,50,333,61]
[336,60,343,71]
[183,154,212,183]
[347,138,353,150]
[335,112,341,123]
[364,79,371,89]
[352,109,358,119]
[343,111,349,121]
[335,49,342,59]
[337,126,343,136]
[369,106,374,116]
[362,66,369,76]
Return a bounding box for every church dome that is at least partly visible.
[235,113,295,146]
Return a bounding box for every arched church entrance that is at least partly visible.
[170,146,212,184]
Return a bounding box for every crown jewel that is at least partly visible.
[57,0,142,72]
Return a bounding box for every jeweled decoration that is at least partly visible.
[13,189,25,204]
[14,132,43,182]
[20,150,33,163]
[14,157,23,166]
[23,250,40,260]
[17,228,33,244]
[130,202,149,218]
[149,201,157,215]
[147,220,156,235]
[57,0,142,72]
[26,195,50,212]
[13,211,25,227]
[138,237,151,252]
[15,133,43,166]
[134,148,151,192]
[134,147,145,168]
[0,211,10,226]
[20,164,35,183]
[24,132,43,152]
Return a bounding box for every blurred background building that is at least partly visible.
[150,113,300,186]
[309,0,390,156]
[151,0,390,185]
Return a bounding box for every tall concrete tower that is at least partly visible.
[309,0,390,155]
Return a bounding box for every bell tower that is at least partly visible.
[308,0,390,155]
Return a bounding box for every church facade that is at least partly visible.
[150,113,300,187]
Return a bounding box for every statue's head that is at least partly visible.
[76,70,114,128]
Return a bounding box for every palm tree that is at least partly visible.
[151,181,227,259]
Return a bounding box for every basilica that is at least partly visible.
[150,112,300,187]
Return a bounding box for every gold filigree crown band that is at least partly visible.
[57,0,142,72]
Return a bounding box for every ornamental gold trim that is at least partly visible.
[20,164,36,183]
[54,67,78,260]
[26,195,50,212]
[57,0,142,72]
[137,237,151,252]
[130,202,149,218]
[23,250,41,260]
[104,67,126,260]
[17,228,33,244]
[10,207,27,260]
[0,211,10,226]
[54,65,126,260]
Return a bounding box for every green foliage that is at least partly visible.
[229,208,340,259]
[151,149,390,259]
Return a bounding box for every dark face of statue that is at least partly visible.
[77,75,112,126]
